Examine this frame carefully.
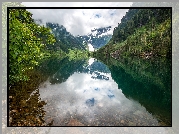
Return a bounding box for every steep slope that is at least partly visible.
[46,22,87,52]
[96,8,171,59]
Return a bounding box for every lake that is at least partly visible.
[36,56,171,126]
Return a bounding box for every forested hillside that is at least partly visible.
[95,8,171,60]
[46,22,87,52]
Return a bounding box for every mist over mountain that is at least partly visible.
[91,26,112,36]
[34,19,87,52]
[77,26,112,50]
[46,22,87,51]
[35,19,112,51]
[75,26,112,49]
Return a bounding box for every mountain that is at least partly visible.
[76,26,112,50]
[34,20,112,51]
[34,20,87,52]
[95,8,171,59]
[46,22,87,52]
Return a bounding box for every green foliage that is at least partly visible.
[46,22,87,52]
[9,9,56,85]
[67,49,90,61]
[97,8,171,59]
[99,56,171,126]
[95,55,171,122]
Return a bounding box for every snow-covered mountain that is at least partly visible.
[76,26,112,50]
[34,19,112,51]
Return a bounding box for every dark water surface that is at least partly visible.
[36,57,171,126]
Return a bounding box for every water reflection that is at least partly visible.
[49,58,86,84]
[86,98,95,107]
[39,58,161,126]
[100,56,171,126]
[9,70,52,126]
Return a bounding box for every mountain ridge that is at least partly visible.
[95,8,171,59]
[76,26,112,50]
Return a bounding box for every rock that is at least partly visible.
[133,110,142,116]
[128,121,136,126]
[11,109,18,113]
[120,120,125,124]
[67,119,84,126]
[46,117,54,124]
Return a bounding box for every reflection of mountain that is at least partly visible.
[39,55,171,127]
[39,57,111,85]
[50,59,112,84]
[91,72,109,81]
[83,60,111,81]
[98,57,171,126]
[49,58,86,84]
[37,57,86,84]
[86,60,111,74]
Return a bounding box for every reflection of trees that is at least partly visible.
[48,58,111,84]
[9,90,47,126]
[39,56,112,85]
[9,57,87,126]
[97,56,171,126]
[9,69,53,126]
[49,58,86,84]
[100,56,171,93]
[37,57,68,77]
[88,61,110,74]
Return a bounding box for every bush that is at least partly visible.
[9,9,56,85]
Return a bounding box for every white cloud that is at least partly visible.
[22,2,133,36]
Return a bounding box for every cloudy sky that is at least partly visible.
[22,2,133,36]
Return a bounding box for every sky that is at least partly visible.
[22,2,133,36]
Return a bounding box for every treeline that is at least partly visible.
[95,8,171,60]
[68,49,92,61]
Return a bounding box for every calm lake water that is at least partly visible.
[37,57,171,126]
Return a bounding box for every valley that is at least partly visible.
[8,5,172,127]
